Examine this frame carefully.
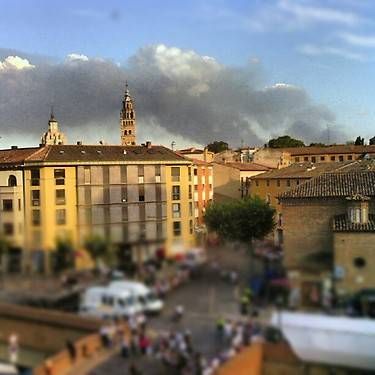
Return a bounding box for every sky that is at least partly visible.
[1,0,375,149]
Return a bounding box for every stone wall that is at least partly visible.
[334,232,375,294]
[282,199,346,269]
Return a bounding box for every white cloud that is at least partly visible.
[0,56,35,71]
[66,53,89,62]
[298,44,365,61]
[339,32,375,47]
[278,0,361,26]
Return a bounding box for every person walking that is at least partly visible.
[240,293,250,315]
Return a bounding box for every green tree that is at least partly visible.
[54,238,75,273]
[354,136,364,145]
[268,135,305,148]
[84,235,109,267]
[206,141,229,153]
[205,197,275,244]
[370,136,375,145]
[309,142,326,147]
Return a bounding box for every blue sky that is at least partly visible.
[1,0,375,147]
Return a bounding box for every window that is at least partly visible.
[311,157,316,163]
[172,186,180,200]
[8,175,17,187]
[266,180,270,187]
[194,185,198,191]
[296,179,300,186]
[189,220,193,234]
[330,156,335,161]
[138,165,144,183]
[2,199,13,212]
[295,157,300,162]
[56,209,66,225]
[320,156,325,161]
[32,210,41,226]
[155,165,161,183]
[188,167,192,182]
[304,157,308,162]
[172,203,181,218]
[138,185,145,202]
[255,181,259,187]
[173,221,181,236]
[84,167,91,184]
[194,168,198,176]
[348,155,353,161]
[188,185,192,199]
[339,155,344,162]
[286,179,291,187]
[31,169,40,186]
[18,199,21,211]
[353,257,366,269]
[56,189,66,205]
[54,169,65,185]
[3,223,13,236]
[277,180,280,187]
[171,167,180,182]
[31,190,40,206]
[189,202,193,216]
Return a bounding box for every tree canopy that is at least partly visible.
[206,140,229,153]
[370,136,375,145]
[268,135,305,148]
[354,136,365,145]
[84,235,109,262]
[204,197,275,243]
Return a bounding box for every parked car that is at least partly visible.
[109,280,164,314]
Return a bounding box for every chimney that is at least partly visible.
[146,141,152,149]
[11,146,18,150]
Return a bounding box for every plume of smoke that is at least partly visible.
[0,44,346,147]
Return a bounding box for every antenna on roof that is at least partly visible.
[171,141,176,151]
[326,124,330,145]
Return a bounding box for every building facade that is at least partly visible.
[279,169,375,305]
[0,144,195,273]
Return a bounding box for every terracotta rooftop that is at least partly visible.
[279,171,375,200]
[282,144,375,156]
[216,162,271,171]
[333,214,375,232]
[0,147,40,167]
[0,144,188,166]
[177,147,204,154]
[252,161,354,179]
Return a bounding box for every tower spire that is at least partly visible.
[120,82,136,145]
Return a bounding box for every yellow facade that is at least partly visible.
[165,164,195,256]
[24,166,77,254]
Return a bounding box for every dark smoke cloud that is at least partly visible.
[0,44,347,147]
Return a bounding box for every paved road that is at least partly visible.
[92,267,243,375]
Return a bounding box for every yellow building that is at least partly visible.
[0,144,194,273]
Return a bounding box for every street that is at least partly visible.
[92,257,246,374]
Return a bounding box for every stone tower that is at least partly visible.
[120,83,136,145]
[41,110,67,145]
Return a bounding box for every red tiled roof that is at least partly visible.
[280,171,375,200]
[283,145,375,156]
[333,214,375,232]
[252,161,355,179]
[0,147,41,167]
[216,162,271,171]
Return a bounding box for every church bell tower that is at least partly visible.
[120,82,136,145]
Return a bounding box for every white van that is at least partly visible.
[109,281,164,314]
[80,286,142,318]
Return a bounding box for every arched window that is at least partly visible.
[124,130,128,135]
[129,130,132,135]
[8,175,17,187]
